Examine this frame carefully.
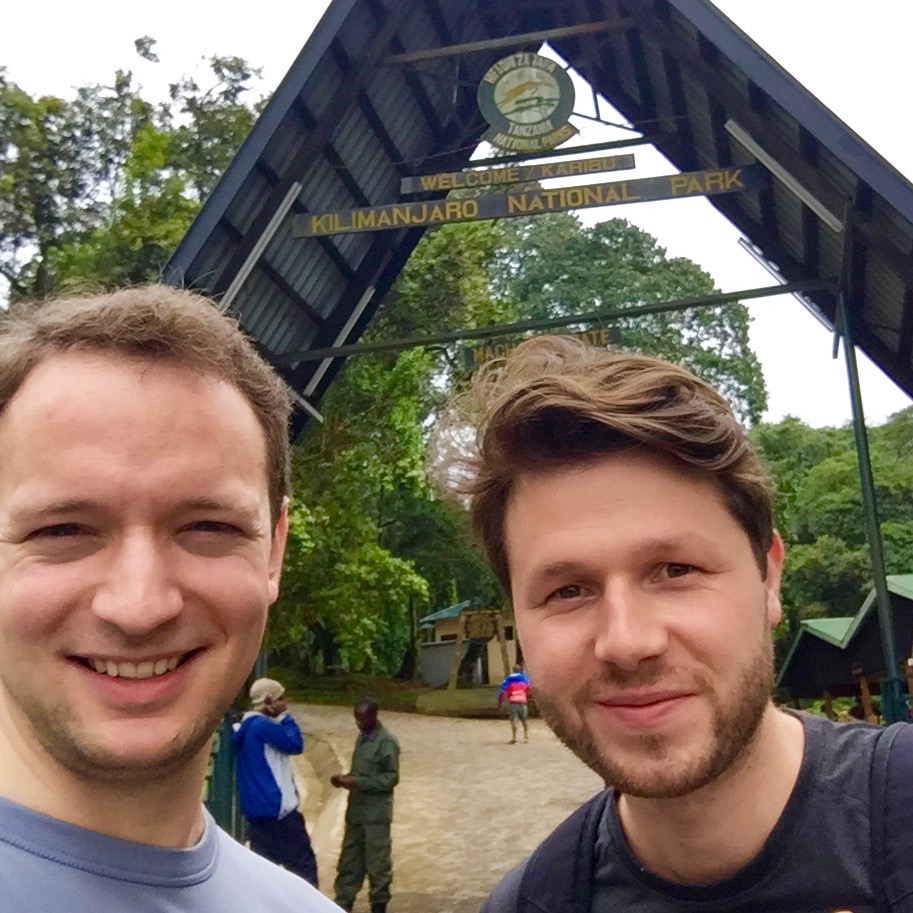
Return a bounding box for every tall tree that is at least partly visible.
[490,213,768,423]
[271,220,511,672]
[0,45,260,301]
[269,348,433,673]
[753,408,913,661]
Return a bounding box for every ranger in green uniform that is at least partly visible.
[331,697,400,913]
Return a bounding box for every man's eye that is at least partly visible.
[186,521,240,534]
[552,584,584,599]
[663,563,694,579]
[30,523,84,539]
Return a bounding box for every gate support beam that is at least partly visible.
[274,278,833,365]
[382,20,630,66]
[837,293,906,723]
[837,203,906,724]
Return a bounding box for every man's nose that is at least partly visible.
[592,583,668,672]
[90,532,183,634]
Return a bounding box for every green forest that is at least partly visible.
[2,44,911,676]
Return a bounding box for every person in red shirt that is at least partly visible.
[498,665,531,744]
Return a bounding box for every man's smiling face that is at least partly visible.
[504,450,784,798]
[0,351,287,784]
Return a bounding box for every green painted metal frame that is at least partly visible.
[204,653,267,839]
[203,716,245,840]
[837,294,908,723]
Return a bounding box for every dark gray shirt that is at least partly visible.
[482,713,882,913]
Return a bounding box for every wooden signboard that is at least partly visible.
[399,153,635,194]
[294,165,766,238]
[463,610,499,640]
[447,609,511,690]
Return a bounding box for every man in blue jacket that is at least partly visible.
[234,678,319,887]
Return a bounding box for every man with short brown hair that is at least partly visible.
[436,335,912,913]
[0,286,339,912]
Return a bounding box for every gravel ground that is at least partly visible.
[290,702,603,913]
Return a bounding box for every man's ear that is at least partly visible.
[267,497,290,604]
[765,531,786,627]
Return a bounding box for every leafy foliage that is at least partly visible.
[0,49,260,301]
[753,408,913,661]
[269,349,434,673]
[490,213,768,423]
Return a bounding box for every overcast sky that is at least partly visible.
[2,1,911,427]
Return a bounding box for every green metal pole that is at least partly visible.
[206,716,244,837]
[275,278,832,365]
[254,652,268,678]
[837,295,906,724]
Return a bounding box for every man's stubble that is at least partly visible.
[534,622,775,799]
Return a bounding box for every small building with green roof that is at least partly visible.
[778,575,913,703]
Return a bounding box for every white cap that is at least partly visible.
[249,678,285,710]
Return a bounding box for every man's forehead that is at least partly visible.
[4,350,248,428]
[506,450,721,503]
[0,350,270,492]
[502,451,734,565]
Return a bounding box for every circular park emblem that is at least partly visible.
[477,52,578,153]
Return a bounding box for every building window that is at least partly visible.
[503,626,514,641]
[440,633,457,642]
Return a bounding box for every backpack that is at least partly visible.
[517,722,913,913]
[871,722,913,911]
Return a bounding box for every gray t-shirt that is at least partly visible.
[483,713,882,913]
[0,795,342,912]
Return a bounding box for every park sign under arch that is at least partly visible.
[293,165,766,238]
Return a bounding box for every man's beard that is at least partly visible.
[535,632,775,799]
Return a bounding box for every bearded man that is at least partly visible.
[436,335,913,913]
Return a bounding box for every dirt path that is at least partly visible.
[290,703,603,913]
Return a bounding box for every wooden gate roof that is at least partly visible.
[165,0,913,432]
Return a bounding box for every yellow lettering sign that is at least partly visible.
[507,195,529,214]
[297,166,763,237]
